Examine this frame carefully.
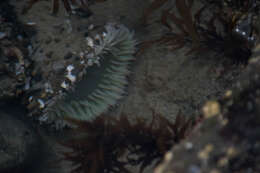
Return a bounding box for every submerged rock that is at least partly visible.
[0,108,39,172]
[154,44,260,173]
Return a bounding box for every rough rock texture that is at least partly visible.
[154,51,260,173]
[0,106,39,172]
[0,0,254,172]
[0,0,33,100]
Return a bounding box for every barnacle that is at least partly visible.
[43,24,136,122]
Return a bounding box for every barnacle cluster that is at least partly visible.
[24,23,136,128]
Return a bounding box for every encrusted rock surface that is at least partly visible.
[0,0,33,100]
[0,106,39,172]
[154,52,260,173]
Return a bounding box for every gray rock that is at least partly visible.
[0,109,39,172]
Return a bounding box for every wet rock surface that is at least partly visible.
[4,0,242,124]
[0,0,34,99]
[1,0,257,172]
[154,53,260,173]
[0,104,39,172]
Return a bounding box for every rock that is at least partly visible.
[0,0,34,100]
[0,107,39,172]
[154,47,260,173]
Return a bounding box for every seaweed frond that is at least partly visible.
[140,0,258,63]
[196,2,254,63]
[141,0,168,25]
[139,0,201,55]
[159,0,201,54]
[60,110,193,173]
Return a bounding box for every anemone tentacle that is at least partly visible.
[46,24,136,121]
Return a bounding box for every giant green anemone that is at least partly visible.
[46,24,136,122]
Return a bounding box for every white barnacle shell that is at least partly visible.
[37,99,45,109]
[61,81,69,89]
[66,65,74,72]
[66,73,76,83]
[86,36,94,48]
[28,96,33,102]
